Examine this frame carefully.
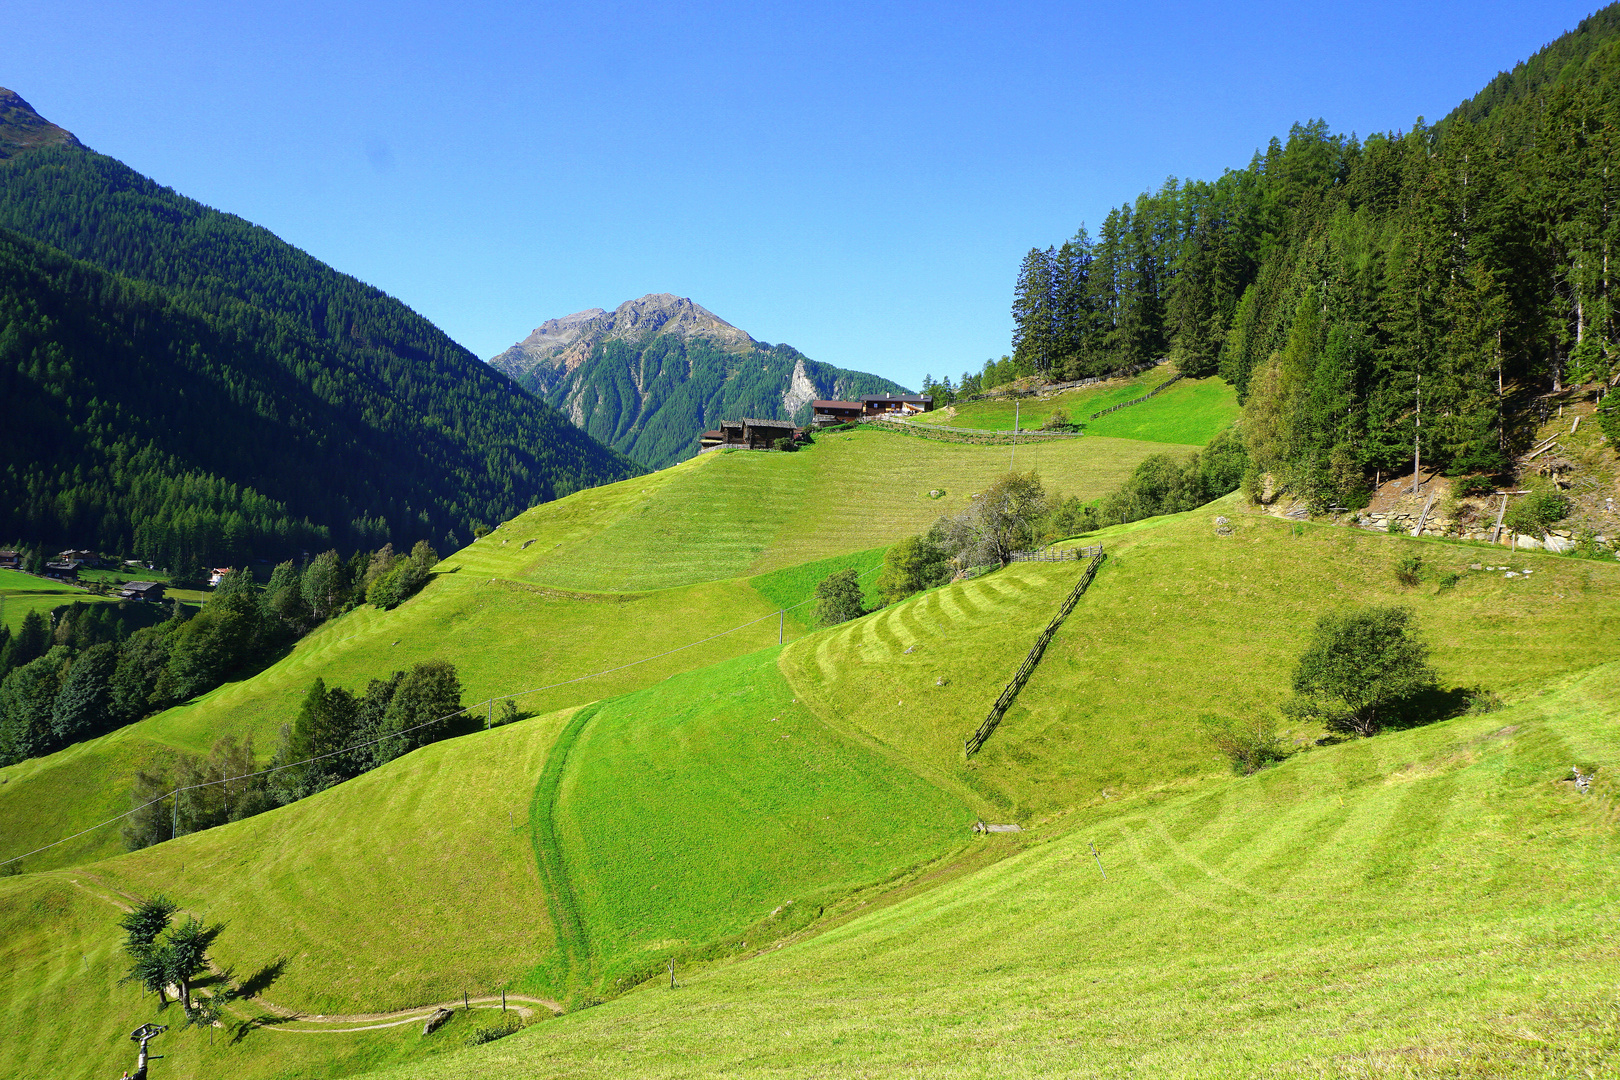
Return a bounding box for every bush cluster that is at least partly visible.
[120,659,464,850]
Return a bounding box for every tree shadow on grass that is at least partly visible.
[1384,685,1475,732]
[238,956,289,999]
[229,1011,298,1046]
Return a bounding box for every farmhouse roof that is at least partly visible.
[123,581,164,593]
[812,400,863,410]
[861,394,932,404]
[741,417,796,428]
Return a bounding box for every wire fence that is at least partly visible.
[964,549,1106,758]
[1,562,887,870]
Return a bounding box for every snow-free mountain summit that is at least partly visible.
[489,294,909,468]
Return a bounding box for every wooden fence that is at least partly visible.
[951,359,1166,406]
[964,548,1106,757]
[861,419,1078,445]
[1089,372,1184,419]
[1008,543,1104,563]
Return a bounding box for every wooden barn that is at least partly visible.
[118,581,167,602]
[811,400,864,426]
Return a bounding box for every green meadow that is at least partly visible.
[548,649,973,999]
[0,430,1166,873]
[0,567,108,632]
[4,392,1618,1080]
[372,659,1619,1079]
[462,427,1183,592]
[914,366,1239,447]
[785,499,1620,817]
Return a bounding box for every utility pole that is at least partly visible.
[129,1023,166,1080]
[778,610,784,645]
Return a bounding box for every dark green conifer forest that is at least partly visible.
[0,134,642,566]
[1010,5,1620,507]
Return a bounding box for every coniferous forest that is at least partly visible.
[0,131,643,567]
[1009,6,1620,508]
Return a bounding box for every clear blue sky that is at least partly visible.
[3,1,1604,390]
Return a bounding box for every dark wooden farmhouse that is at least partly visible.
[811,400,865,426]
[706,418,801,449]
[118,581,167,602]
[739,418,799,448]
[43,560,81,581]
[0,550,19,569]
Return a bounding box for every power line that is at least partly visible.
[1,562,883,868]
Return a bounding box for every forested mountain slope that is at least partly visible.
[490,293,908,468]
[0,90,641,564]
[1008,3,1620,514]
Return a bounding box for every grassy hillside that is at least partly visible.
[913,366,1239,446]
[0,567,102,632]
[786,497,1620,818]
[4,411,1618,1080]
[0,708,579,1080]
[460,427,1183,592]
[0,429,1168,873]
[545,649,973,1000]
[373,658,1620,1079]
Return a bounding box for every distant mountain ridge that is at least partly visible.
[0,88,641,565]
[490,294,909,468]
[0,89,80,159]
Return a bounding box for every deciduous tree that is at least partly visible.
[1286,606,1438,736]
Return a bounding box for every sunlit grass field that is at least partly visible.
[784,498,1620,818]
[0,432,1166,873]
[913,367,1239,447]
[0,574,791,872]
[549,649,973,999]
[0,566,110,631]
[463,428,1184,592]
[5,404,1620,1080]
[371,660,1620,1079]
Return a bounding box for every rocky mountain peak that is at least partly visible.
[491,293,756,384]
[0,88,82,160]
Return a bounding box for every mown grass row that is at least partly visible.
[526,703,600,1002]
[784,496,1620,819]
[374,659,1620,1080]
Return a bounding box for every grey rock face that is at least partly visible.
[488,294,753,386]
